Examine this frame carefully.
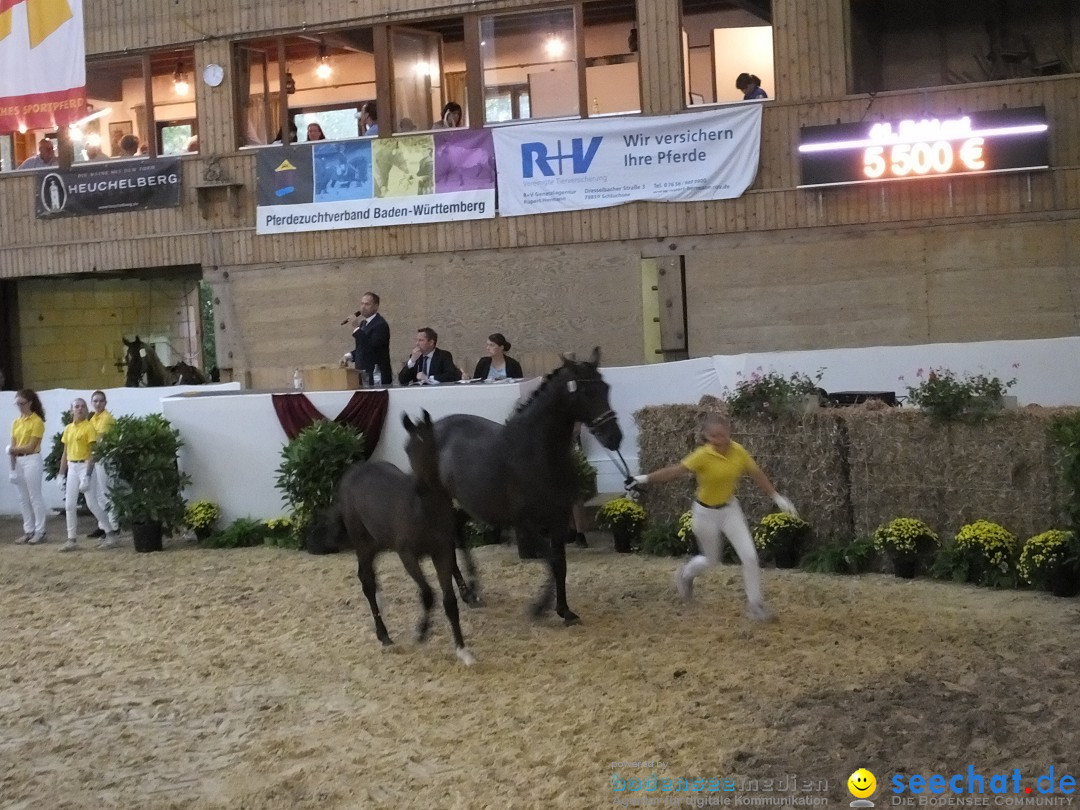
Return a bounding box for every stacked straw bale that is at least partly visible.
[633,400,1073,546]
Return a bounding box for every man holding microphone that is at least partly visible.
[343,292,392,386]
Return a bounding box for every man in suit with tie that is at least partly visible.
[398,327,462,385]
[349,292,392,385]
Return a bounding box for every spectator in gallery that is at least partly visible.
[306,122,326,141]
[358,102,379,136]
[433,101,463,129]
[735,73,768,100]
[18,138,58,169]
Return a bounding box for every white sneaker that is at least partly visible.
[674,564,694,602]
[14,533,31,544]
[747,601,775,622]
[27,532,47,545]
[58,539,78,552]
[97,535,120,550]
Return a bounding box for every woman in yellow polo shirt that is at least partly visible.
[8,389,48,544]
[57,398,117,552]
[632,413,798,621]
[87,390,120,546]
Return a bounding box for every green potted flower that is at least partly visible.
[753,512,811,568]
[873,517,939,578]
[953,519,1018,587]
[724,368,824,418]
[263,517,299,549]
[905,366,1017,422]
[93,414,191,552]
[595,496,647,553]
[185,499,221,542]
[1018,530,1080,597]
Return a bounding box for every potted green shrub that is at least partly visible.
[873,517,939,578]
[724,368,824,418]
[752,512,811,568]
[275,420,366,551]
[1018,530,1080,597]
[595,496,647,553]
[905,367,1017,422]
[93,414,191,552]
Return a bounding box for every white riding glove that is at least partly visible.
[772,493,798,517]
[632,474,649,486]
[78,471,92,493]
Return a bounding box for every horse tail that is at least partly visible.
[304,504,347,555]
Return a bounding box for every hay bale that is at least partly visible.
[634,402,1075,546]
[845,408,1071,541]
[634,400,852,546]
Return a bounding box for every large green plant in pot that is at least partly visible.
[275,420,366,551]
[93,414,191,550]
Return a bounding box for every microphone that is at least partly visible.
[341,311,362,326]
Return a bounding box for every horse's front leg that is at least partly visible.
[547,525,579,625]
[357,552,392,645]
[450,511,483,607]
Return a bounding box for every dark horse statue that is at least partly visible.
[434,347,622,625]
[329,410,475,665]
[123,336,207,387]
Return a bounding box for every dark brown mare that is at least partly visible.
[435,348,622,625]
[329,410,475,665]
[123,336,207,386]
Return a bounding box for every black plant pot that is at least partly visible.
[892,553,918,579]
[612,524,637,553]
[132,521,163,553]
[1049,566,1080,598]
[772,540,801,569]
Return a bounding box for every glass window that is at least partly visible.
[849,0,1076,93]
[681,0,773,105]
[0,135,13,173]
[481,7,578,122]
[583,0,639,116]
[387,17,466,133]
[234,30,376,146]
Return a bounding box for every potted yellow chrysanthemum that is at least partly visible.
[954,519,1018,588]
[1018,530,1079,597]
[873,517,939,579]
[753,512,811,568]
[185,499,221,542]
[595,496,647,553]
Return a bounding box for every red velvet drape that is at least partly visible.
[271,390,389,458]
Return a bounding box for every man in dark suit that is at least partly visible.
[398,327,462,385]
[349,291,392,385]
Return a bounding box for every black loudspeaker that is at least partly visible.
[827,391,899,407]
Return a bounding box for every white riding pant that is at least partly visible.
[65,462,112,540]
[89,463,119,533]
[685,498,764,606]
[14,453,47,536]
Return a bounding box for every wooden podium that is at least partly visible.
[302,365,360,391]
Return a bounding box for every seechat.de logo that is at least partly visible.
[520,136,602,178]
[849,768,878,808]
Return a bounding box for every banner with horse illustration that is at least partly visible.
[255,129,496,235]
[0,0,86,131]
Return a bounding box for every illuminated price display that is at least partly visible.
[798,107,1049,189]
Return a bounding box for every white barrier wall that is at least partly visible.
[161,379,540,523]
[0,384,241,518]
[5,337,1077,518]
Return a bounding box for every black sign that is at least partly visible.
[35,157,183,218]
[798,106,1049,188]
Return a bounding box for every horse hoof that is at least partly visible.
[466,593,485,608]
[456,647,477,666]
[379,637,394,647]
[561,612,581,626]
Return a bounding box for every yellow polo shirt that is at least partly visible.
[11,413,45,450]
[61,421,99,462]
[681,440,759,507]
[90,409,115,436]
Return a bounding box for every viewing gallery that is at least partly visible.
[0,0,1077,391]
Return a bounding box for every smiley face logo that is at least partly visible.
[848,768,877,799]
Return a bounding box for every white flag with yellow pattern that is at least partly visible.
[0,0,85,131]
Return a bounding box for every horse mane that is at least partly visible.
[509,363,567,421]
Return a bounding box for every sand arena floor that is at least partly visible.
[1,514,1078,810]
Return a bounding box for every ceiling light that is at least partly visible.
[173,61,189,95]
[545,36,566,58]
[316,40,332,80]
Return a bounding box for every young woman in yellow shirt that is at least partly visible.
[8,389,48,544]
